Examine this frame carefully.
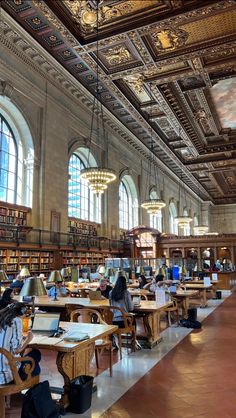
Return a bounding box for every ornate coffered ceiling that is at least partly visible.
[2,0,236,204]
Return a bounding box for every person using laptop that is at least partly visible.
[0,303,41,384]
[48,280,69,298]
[96,278,112,299]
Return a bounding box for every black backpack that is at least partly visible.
[179,319,202,329]
[21,380,61,418]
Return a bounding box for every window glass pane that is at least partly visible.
[0,114,17,204]
[68,152,101,222]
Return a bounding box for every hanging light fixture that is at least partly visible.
[194,189,208,235]
[175,172,192,228]
[141,83,166,215]
[80,3,116,194]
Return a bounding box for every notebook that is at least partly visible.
[63,332,89,342]
[88,290,103,300]
[32,312,60,337]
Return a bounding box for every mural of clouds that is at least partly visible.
[211,78,236,129]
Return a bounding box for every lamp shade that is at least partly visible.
[20,277,47,297]
[60,268,69,279]
[48,270,63,283]
[19,267,30,277]
[98,265,106,275]
[0,270,8,282]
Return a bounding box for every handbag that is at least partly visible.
[21,380,60,418]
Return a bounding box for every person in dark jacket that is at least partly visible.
[96,278,112,299]
[0,288,14,309]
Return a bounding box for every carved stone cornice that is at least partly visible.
[0,80,14,99]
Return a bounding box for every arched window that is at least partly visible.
[119,175,138,230]
[149,189,163,232]
[169,201,178,234]
[0,97,34,207]
[68,149,101,223]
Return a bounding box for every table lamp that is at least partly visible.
[98,265,106,278]
[19,266,30,279]
[0,270,8,295]
[61,267,69,281]
[48,270,63,301]
[20,276,47,313]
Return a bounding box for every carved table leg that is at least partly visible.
[56,341,95,412]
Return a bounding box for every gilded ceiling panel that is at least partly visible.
[182,10,236,44]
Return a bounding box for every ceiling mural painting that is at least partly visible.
[211,78,236,130]
[1,0,236,204]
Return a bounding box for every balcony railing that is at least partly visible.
[0,223,125,253]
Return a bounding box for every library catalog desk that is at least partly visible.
[17,296,172,349]
[29,322,117,412]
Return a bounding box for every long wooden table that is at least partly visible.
[184,283,212,307]
[17,296,172,348]
[29,322,117,412]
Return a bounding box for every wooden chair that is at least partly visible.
[70,308,113,377]
[100,306,136,360]
[0,348,40,418]
[164,297,179,326]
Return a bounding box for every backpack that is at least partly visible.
[179,319,202,329]
[21,380,61,418]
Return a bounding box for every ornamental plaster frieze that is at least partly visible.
[150,84,198,156]
[172,81,212,145]
[192,89,219,136]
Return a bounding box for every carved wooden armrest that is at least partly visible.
[0,348,35,385]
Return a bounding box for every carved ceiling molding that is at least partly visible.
[31,0,79,48]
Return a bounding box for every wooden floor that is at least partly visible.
[101,291,236,418]
[5,292,236,417]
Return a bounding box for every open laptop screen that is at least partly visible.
[32,313,60,332]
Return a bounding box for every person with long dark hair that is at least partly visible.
[0,303,41,384]
[109,275,133,328]
[0,288,14,309]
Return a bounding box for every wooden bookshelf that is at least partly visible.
[0,202,31,241]
[62,250,105,271]
[0,249,54,279]
[68,218,98,236]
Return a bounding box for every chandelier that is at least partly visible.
[80,167,116,194]
[141,199,166,214]
[80,3,116,194]
[175,216,192,228]
[193,188,208,235]
[141,83,166,215]
[194,225,209,235]
[175,173,192,228]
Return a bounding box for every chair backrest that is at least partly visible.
[70,308,106,324]
[100,306,134,329]
[0,347,39,393]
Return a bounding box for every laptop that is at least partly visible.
[88,290,103,300]
[32,313,60,337]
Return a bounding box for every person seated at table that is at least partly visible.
[10,274,24,292]
[48,281,69,298]
[109,275,134,328]
[149,274,165,292]
[137,274,148,289]
[96,278,112,299]
[0,302,41,384]
[0,288,15,309]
